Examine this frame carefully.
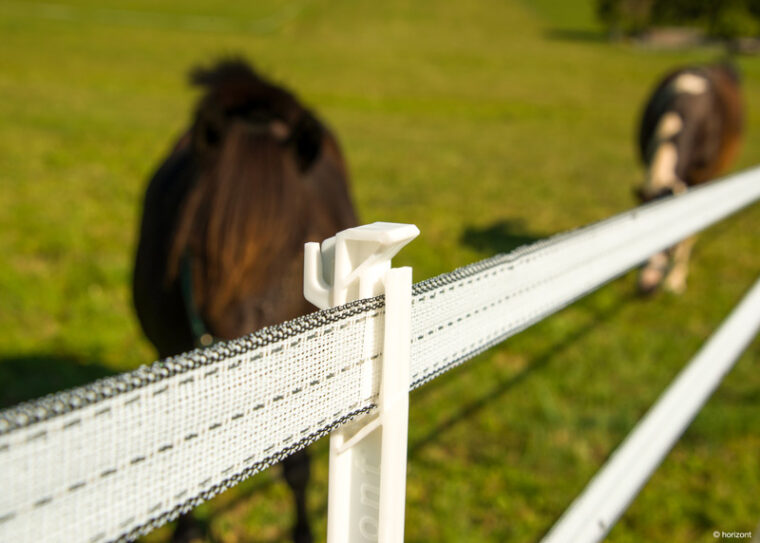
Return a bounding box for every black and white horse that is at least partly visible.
[636,63,743,294]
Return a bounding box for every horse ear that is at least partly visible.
[188,59,260,157]
[292,113,324,172]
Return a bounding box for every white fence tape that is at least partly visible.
[2,166,760,542]
[542,275,760,543]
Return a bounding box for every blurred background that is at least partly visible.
[1,0,759,541]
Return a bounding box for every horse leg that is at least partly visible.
[282,448,313,543]
[663,235,696,294]
[171,512,205,543]
[637,249,671,295]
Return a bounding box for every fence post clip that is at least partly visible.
[304,221,419,543]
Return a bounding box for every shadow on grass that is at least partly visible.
[408,291,635,458]
[0,354,116,410]
[206,472,285,532]
[460,219,544,255]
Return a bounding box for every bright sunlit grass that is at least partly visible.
[1,0,759,541]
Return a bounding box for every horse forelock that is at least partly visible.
[190,60,328,174]
[169,119,312,335]
[162,59,356,339]
[191,59,304,130]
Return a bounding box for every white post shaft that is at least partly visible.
[325,267,412,543]
[305,222,418,543]
[378,267,412,543]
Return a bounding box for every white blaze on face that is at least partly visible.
[656,111,682,140]
[644,111,683,195]
[640,72,709,200]
[649,142,679,191]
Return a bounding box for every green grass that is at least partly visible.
[1,0,759,541]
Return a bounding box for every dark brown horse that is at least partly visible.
[133,59,357,542]
[635,62,743,294]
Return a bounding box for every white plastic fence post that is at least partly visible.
[304,222,419,543]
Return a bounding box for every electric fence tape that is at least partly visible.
[2,167,760,543]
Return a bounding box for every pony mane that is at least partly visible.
[167,59,329,336]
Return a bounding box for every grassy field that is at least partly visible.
[1,0,759,541]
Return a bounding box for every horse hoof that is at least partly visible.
[637,265,666,296]
[636,276,662,297]
[663,279,687,295]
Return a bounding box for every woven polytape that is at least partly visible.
[2,167,760,542]
[409,166,760,387]
[0,300,385,543]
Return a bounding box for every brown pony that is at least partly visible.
[635,62,743,294]
[133,59,357,543]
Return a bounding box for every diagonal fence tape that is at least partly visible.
[0,299,387,543]
[408,165,760,388]
[1,166,760,542]
[541,274,760,543]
